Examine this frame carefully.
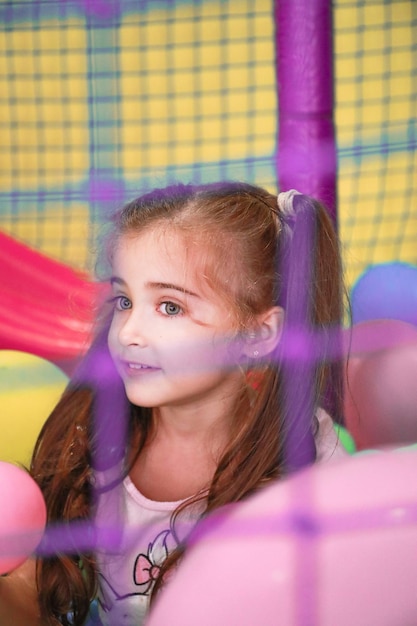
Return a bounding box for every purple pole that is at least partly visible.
[275,0,337,224]
[274,6,337,623]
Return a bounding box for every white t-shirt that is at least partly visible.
[96,411,346,626]
[96,477,194,626]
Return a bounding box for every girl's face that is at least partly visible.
[107,228,245,413]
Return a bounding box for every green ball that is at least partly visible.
[335,425,357,454]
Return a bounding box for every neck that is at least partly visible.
[152,383,245,450]
[129,389,247,503]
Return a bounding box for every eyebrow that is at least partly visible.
[110,277,199,298]
[110,276,126,287]
[147,281,200,298]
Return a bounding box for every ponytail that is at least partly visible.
[277,192,344,473]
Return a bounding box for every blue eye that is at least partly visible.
[160,301,182,316]
[115,296,132,310]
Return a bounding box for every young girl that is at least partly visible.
[0,181,346,626]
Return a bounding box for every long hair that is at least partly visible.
[30,181,345,623]
[31,319,152,625]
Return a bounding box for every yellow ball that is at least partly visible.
[0,351,68,466]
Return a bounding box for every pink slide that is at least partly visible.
[0,231,104,374]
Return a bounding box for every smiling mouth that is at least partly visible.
[122,361,160,372]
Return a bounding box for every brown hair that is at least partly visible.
[30,181,344,623]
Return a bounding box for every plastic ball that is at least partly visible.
[344,319,417,450]
[0,350,68,466]
[147,449,417,626]
[0,461,47,575]
[336,425,356,454]
[350,262,417,326]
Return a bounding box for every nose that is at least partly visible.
[117,308,148,348]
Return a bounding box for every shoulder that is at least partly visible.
[314,408,348,463]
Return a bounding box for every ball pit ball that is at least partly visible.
[0,461,47,575]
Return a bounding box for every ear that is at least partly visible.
[242,306,284,360]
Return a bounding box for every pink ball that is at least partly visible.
[344,319,417,450]
[147,449,417,626]
[0,461,47,575]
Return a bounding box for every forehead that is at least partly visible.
[114,226,194,268]
[113,226,214,291]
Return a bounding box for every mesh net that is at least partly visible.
[0,0,416,288]
[0,0,277,269]
[335,0,417,288]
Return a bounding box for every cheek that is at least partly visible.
[107,317,118,355]
[165,334,240,376]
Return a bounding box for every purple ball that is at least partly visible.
[351,262,417,327]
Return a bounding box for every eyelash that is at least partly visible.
[112,295,131,311]
[158,301,184,317]
[110,296,184,317]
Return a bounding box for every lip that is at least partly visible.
[119,359,162,377]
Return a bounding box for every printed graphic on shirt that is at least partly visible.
[133,529,170,593]
[98,529,172,625]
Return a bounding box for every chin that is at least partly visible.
[124,391,155,409]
